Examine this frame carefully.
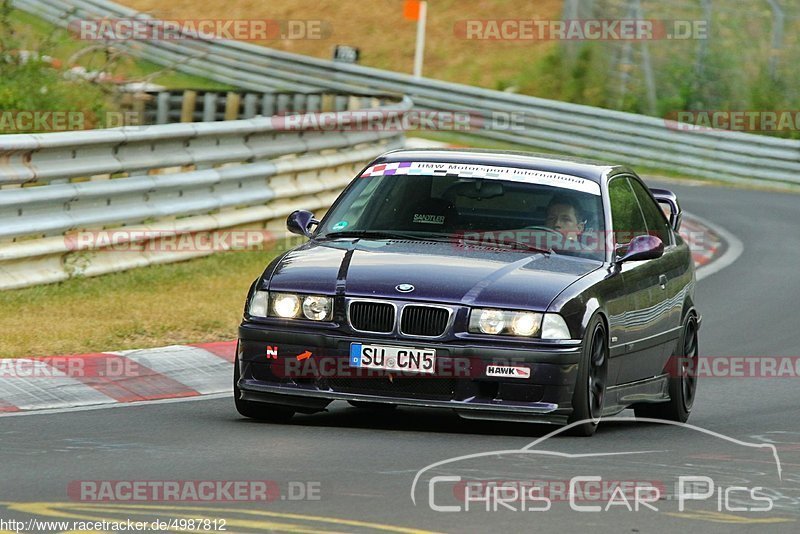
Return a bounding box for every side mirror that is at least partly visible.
[650,188,682,231]
[617,235,664,263]
[286,210,318,238]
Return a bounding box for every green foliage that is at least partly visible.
[0,59,113,130]
[518,44,613,109]
[508,4,800,140]
[0,1,114,132]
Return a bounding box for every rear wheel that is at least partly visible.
[634,314,698,422]
[567,316,608,437]
[234,355,295,423]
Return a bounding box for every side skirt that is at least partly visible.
[602,374,670,415]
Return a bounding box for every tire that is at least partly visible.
[347,401,398,411]
[634,314,699,423]
[234,355,295,423]
[567,315,609,437]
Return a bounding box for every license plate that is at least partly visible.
[349,343,436,374]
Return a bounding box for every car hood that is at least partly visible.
[267,240,600,310]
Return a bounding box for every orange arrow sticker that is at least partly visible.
[296,351,312,361]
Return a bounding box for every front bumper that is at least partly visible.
[237,322,584,424]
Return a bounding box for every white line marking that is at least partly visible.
[0,392,230,418]
[684,212,744,281]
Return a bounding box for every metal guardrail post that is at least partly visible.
[306,94,321,113]
[292,93,306,113]
[334,95,349,112]
[156,92,171,124]
[276,94,291,114]
[202,93,218,122]
[262,94,276,117]
[243,93,258,118]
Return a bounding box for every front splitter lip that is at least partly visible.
[238,379,565,424]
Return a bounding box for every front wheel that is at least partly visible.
[234,355,295,423]
[567,315,608,437]
[634,314,699,422]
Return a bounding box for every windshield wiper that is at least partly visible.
[316,230,457,243]
[491,237,553,255]
[319,230,551,254]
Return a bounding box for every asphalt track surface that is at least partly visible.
[2,181,799,533]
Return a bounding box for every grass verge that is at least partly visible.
[0,248,279,358]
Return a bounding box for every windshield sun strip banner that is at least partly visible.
[359,161,601,196]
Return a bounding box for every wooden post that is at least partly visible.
[224,92,241,121]
[181,90,197,122]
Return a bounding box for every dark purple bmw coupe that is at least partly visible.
[234,149,700,436]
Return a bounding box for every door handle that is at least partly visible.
[659,274,668,290]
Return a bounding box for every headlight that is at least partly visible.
[541,313,571,340]
[267,293,333,320]
[272,293,301,318]
[511,312,540,336]
[248,290,269,317]
[302,295,332,321]
[476,309,505,334]
[469,309,543,337]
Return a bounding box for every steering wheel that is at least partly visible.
[524,225,563,237]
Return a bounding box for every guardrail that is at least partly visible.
[12,0,800,188]
[129,90,387,125]
[0,95,411,290]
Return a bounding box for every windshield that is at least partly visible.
[318,161,606,260]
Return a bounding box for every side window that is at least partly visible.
[608,177,648,246]
[628,179,672,245]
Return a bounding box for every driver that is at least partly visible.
[545,195,586,247]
